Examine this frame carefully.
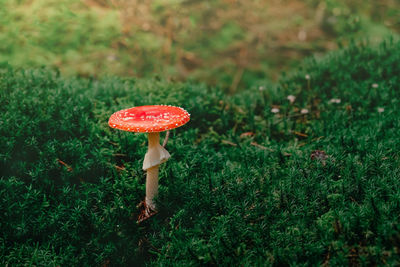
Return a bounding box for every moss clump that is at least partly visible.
[1,40,400,265]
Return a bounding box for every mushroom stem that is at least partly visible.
[145,166,159,210]
[148,132,161,148]
[143,132,171,210]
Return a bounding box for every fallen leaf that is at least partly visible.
[292,131,308,137]
[250,142,274,151]
[222,140,237,147]
[310,150,329,165]
[115,165,125,171]
[56,158,73,172]
[240,132,255,138]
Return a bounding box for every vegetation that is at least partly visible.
[1,0,399,89]
[1,40,400,265]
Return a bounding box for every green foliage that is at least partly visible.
[1,40,400,265]
[0,0,399,88]
[0,0,121,76]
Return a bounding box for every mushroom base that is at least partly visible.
[137,199,158,223]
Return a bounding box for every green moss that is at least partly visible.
[1,40,400,265]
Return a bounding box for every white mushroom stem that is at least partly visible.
[145,166,159,211]
[143,132,170,210]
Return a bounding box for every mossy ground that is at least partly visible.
[1,40,400,265]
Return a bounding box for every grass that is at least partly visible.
[1,40,400,265]
[1,0,399,89]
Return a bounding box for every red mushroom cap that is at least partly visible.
[108,105,190,132]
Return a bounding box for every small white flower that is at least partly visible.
[377,107,384,113]
[287,95,296,103]
[259,86,265,91]
[305,74,310,80]
[329,98,341,104]
[300,108,309,114]
[271,108,280,113]
[372,83,379,88]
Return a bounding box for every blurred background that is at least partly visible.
[1,0,399,90]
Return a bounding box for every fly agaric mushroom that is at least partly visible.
[108,105,190,222]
